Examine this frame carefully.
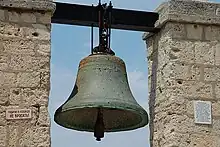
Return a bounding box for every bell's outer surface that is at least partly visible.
[54,54,148,132]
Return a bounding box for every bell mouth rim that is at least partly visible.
[54,105,149,133]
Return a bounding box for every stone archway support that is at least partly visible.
[0,0,55,146]
[144,0,220,146]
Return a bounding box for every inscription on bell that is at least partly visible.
[6,109,32,120]
[194,101,212,125]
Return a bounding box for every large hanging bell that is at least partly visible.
[54,53,148,141]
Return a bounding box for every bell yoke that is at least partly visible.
[54,0,149,141]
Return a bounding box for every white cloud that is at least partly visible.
[128,71,148,100]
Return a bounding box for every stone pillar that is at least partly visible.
[0,0,55,146]
[144,0,220,146]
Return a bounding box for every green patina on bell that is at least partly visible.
[54,1,148,141]
[54,53,149,141]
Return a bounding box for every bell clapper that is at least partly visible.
[94,108,105,141]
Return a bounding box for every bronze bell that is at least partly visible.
[54,53,149,141]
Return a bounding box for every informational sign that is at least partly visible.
[194,101,212,125]
[6,109,32,120]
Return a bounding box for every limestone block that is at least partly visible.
[22,26,50,40]
[0,87,9,97]
[19,127,50,147]
[162,61,196,80]
[213,119,220,135]
[9,88,21,105]
[9,55,35,71]
[156,85,184,100]
[191,65,201,81]
[9,55,50,72]
[158,36,171,52]
[36,12,52,24]
[35,28,51,40]
[204,25,220,41]
[19,127,32,147]
[157,50,168,70]
[37,106,50,126]
[164,80,213,99]
[153,112,167,131]
[8,11,41,24]
[8,11,20,23]
[32,24,49,30]
[204,66,220,82]
[188,81,213,99]
[0,9,5,21]
[189,134,220,147]
[21,88,49,106]
[0,0,56,13]
[0,54,9,70]
[0,71,17,87]
[32,127,50,146]
[0,87,9,111]
[160,39,196,63]
[162,22,186,39]
[162,132,190,147]
[154,0,220,27]
[31,106,41,126]
[3,39,35,55]
[16,72,40,87]
[0,41,5,53]
[20,12,36,23]
[215,82,220,99]
[214,43,220,65]
[0,106,6,126]
[154,96,187,115]
[155,113,217,135]
[194,41,215,65]
[153,115,191,146]
[0,22,23,38]
[186,24,203,40]
[40,71,50,89]
[8,125,19,147]
[0,126,6,146]
[37,44,51,56]
[212,101,220,117]
[31,56,50,72]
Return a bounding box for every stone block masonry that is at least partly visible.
[144,0,220,147]
[0,0,55,147]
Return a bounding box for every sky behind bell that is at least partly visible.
[48,0,218,146]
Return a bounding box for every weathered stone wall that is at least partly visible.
[0,0,55,146]
[144,0,220,146]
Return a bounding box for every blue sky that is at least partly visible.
[49,0,163,146]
